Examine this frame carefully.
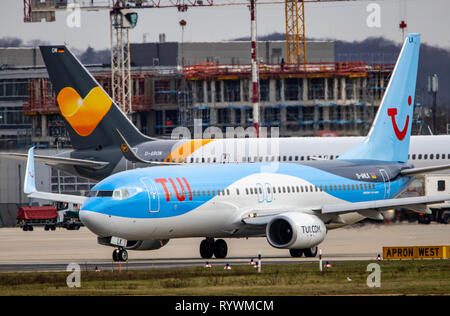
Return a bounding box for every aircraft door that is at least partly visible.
[379,169,391,199]
[140,177,160,213]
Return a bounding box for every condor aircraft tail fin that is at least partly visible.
[39,46,153,151]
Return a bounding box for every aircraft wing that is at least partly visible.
[24,147,86,205]
[0,152,108,169]
[242,194,450,225]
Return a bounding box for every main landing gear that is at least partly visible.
[289,246,318,258]
[200,238,228,259]
[112,248,128,262]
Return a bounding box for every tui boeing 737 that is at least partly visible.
[22,34,450,261]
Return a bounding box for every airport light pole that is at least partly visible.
[428,74,438,134]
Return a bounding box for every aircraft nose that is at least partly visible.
[79,210,113,237]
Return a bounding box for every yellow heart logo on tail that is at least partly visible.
[56,86,112,136]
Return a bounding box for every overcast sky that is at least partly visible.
[2,0,449,50]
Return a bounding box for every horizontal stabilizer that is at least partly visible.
[400,164,450,176]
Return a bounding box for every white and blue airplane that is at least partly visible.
[23,34,450,261]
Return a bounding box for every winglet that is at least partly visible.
[24,146,37,194]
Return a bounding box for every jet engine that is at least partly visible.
[266,213,326,249]
[97,237,169,250]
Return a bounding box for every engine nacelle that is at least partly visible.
[266,213,326,249]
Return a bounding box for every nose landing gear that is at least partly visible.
[112,248,128,262]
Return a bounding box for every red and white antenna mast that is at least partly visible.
[250,0,260,137]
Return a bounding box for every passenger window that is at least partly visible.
[430,154,434,160]
[226,189,230,195]
[424,154,428,160]
[287,186,291,193]
[412,154,416,160]
[236,189,240,195]
[438,180,445,192]
[418,154,422,160]
[250,188,254,195]
[282,187,286,193]
[245,188,249,195]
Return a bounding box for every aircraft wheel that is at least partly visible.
[303,246,318,258]
[118,249,128,262]
[112,249,120,262]
[213,239,228,259]
[200,238,214,259]
[289,249,304,258]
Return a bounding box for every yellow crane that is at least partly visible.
[285,0,306,65]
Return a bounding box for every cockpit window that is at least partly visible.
[87,190,113,197]
[112,187,141,200]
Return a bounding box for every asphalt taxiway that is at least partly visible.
[0,222,448,272]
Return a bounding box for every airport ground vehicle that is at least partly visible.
[17,206,58,231]
[396,174,450,224]
[61,210,82,230]
[420,174,450,224]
